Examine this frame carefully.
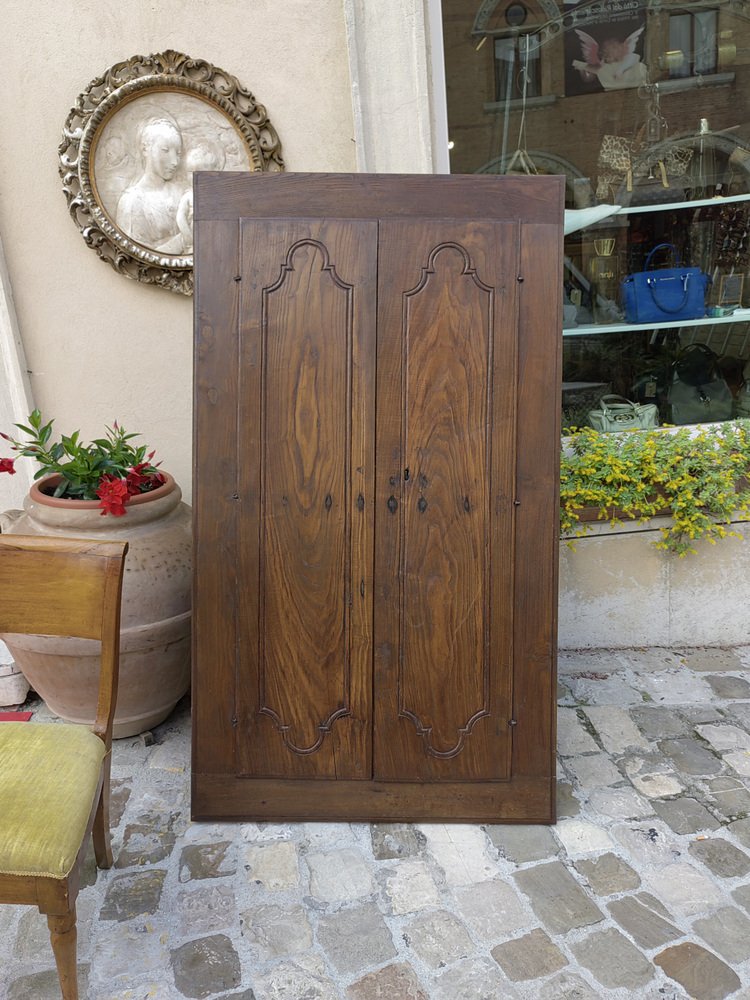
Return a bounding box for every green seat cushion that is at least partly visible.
[0,722,106,879]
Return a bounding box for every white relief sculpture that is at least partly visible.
[175,142,227,254]
[92,91,255,258]
[116,119,186,253]
[61,51,284,294]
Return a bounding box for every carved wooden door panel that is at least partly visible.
[192,173,562,823]
[373,221,517,782]
[235,219,376,779]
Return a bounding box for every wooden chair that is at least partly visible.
[0,535,128,1000]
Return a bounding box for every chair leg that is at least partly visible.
[47,908,78,1000]
[92,753,113,869]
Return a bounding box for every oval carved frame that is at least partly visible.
[59,50,284,295]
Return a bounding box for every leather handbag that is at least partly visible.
[667,344,734,424]
[735,383,750,418]
[674,343,719,386]
[668,376,733,424]
[587,394,659,433]
[621,244,710,324]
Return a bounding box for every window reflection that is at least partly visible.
[441,0,750,429]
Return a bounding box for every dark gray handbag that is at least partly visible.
[668,345,733,424]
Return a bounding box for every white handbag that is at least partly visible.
[587,394,659,433]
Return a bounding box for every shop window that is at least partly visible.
[439,0,750,430]
[667,10,718,78]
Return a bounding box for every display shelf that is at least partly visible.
[562,192,750,418]
[564,310,750,338]
[618,191,750,216]
[564,192,750,339]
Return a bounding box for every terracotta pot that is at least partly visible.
[0,473,191,737]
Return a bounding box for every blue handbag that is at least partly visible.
[621,243,710,324]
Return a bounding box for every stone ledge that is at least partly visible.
[560,515,750,648]
[0,661,29,706]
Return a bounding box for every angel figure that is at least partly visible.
[572,25,648,90]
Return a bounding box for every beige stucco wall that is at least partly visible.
[0,0,358,503]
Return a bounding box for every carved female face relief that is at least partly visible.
[59,50,284,295]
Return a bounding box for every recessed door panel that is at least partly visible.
[235,219,376,778]
[374,221,519,782]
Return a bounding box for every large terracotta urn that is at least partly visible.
[0,473,191,738]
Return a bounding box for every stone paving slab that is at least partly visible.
[4,646,750,998]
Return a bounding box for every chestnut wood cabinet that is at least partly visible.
[192,173,563,822]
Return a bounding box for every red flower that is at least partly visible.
[126,463,166,496]
[126,462,149,495]
[0,457,16,475]
[96,476,130,517]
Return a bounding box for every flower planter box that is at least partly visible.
[559,511,750,649]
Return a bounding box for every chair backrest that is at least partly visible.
[0,535,128,744]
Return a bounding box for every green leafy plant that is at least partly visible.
[561,421,750,556]
[0,409,164,516]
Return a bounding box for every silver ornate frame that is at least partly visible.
[59,50,284,295]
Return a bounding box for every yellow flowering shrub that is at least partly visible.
[560,421,750,556]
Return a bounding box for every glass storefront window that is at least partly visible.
[441,0,750,429]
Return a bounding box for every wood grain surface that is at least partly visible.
[192,173,562,822]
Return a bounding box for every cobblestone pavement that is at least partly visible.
[4,647,750,998]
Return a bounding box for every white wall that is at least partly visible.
[0,234,34,512]
[0,0,358,503]
[343,0,449,173]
